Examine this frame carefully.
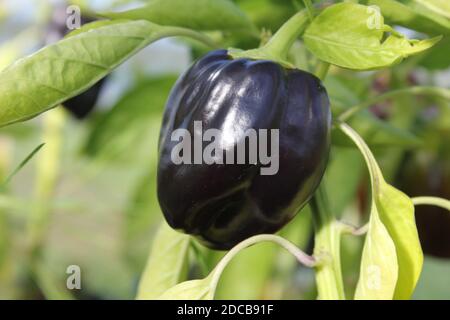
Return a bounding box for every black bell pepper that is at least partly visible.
[157,49,331,250]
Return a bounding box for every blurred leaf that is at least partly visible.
[419,37,450,70]
[34,263,75,300]
[84,76,176,158]
[304,3,441,70]
[102,0,257,34]
[280,206,312,246]
[234,0,296,32]
[340,123,423,300]
[325,147,365,216]
[0,122,37,140]
[1,143,44,189]
[327,76,421,148]
[215,243,276,299]
[276,208,314,299]
[368,0,450,35]
[0,28,42,72]
[124,167,161,273]
[0,20,211,127]
[333,111,421,148]
[214,204,314,299]
[136,222,190,299]
[417,0,450,19]
[325,76,360,109]
[413,256,450,299]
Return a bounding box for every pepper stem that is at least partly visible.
[262,10,310,60]
[228,9,311,68]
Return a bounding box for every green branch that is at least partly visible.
[310,184,346,300]
[263,10,310,61]
[209,234,317,295]
[412,196,450,211]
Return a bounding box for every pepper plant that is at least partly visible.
[0,0,449,300]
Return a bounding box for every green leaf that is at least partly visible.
[368,0,450,35]
[158,276,214,300]
[303,2,441,70]
[34,262,75,300]
[339,123,423,300]
[377,184,423,299]
[235,0,296,33]
[136,222,191,300]
[214,243,276,299]
[354,201,398,299]
[0,20,213,127]
[417,0,450,19]
[101,0,257,33]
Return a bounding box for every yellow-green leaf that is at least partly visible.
[304,2,441,70]
[368,0,450,35]
[136,222,190,300]
[355,204,398,299]
[339,123,423,300]
[158,276,214,300]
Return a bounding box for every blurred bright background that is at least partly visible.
[0,0,449,299]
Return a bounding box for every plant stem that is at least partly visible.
[412,196,450,211]
[299,0,330,82]
[263,10,310,60]
[209,234,316,295]
[315,61,330,81]
[27,108,65,274]
[338,86,450,121]
[310,183,345,300]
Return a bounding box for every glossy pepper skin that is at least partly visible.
[158,50,331,250]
